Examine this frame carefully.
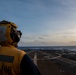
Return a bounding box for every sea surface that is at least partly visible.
[18,46,76,51]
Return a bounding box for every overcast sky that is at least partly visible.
[0,0,76,46]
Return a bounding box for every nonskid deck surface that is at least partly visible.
[26,50,76,75]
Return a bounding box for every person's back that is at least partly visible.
[0,20,41,75]
[0,45,26,75]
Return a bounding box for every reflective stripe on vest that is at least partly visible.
[0,55,14,63]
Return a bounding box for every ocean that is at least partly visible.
[18,46,76,51]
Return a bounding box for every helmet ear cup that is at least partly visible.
[14,30,22,42]
[10,29,20,43]
[13,32,20,42]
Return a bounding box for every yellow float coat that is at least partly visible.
[0,45,26,75]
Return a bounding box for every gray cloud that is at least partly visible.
[38,36,44,40]
[70,41,76,44]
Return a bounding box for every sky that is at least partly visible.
[0,0,76,46]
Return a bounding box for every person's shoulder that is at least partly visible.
[17,49,26,58]
[18,49,26,54]
[10,45,26,55]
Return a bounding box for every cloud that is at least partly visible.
[19,34,76,46]
[18,39,72,46]
[38,36,44,40]
[1,0,76,46]
[20,30,76,45]
[70,41,76,44]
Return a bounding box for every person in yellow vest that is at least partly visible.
[0,20,41,75]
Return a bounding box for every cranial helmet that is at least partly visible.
[0,20,22,46]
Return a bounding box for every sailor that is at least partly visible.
[0,20,41,75]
